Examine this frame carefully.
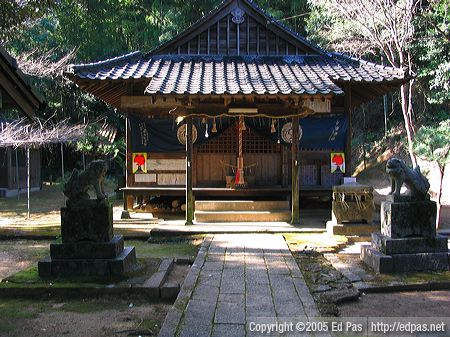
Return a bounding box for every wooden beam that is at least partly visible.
[185,116,194,225]
[247,17,250,55]
[217,21,220,54]
[207,28,210,55]
[227,15,230,55]
[121,96,153,109]
[257,25,260,54]
[0,70,37,117]
[0,57,41,111]
[124,116,132,212]
[291,116,300,225]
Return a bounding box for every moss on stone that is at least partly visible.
[129,241,200,259]
[284,233,348,253]
[59,299,126,313]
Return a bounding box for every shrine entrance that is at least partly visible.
[193,115,291,223]
[195,116,284,188]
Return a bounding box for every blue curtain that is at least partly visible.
[129,114,347,152]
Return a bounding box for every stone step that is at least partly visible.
[38,246,137,278]
[195,200,289,211]
[194,210,291,223]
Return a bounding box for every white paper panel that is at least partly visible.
[157,173,186,185]
[134,173,157,183]
[148,159,185,171]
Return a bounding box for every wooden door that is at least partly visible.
[195,122,282,186]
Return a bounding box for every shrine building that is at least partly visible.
[66,0,407,224]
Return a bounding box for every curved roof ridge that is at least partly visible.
[330,52,405,76]
[67,51,143,72]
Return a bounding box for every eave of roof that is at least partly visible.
[66,54,406,97]
[0,46,45,118]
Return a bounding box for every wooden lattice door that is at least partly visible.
[195,120,282,186]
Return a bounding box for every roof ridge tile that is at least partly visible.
[67,51,143,73]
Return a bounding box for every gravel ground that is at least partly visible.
[339,290,450,317]
[0,240,50,280]
[3,300,170,337]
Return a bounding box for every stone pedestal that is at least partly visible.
[38,201,136,279]
[361,198,449,273]
[381,196,437,238]
[327,183,378,236]
[61,203,113,243]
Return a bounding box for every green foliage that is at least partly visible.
[413,120,450,170]
[413,0,450,105]
[0,0,57,44]
[257,0,310,36]
[75,123,125,166]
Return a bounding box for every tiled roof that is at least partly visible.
[67,54,405,96]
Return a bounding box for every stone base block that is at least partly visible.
[326,221,379,236]
[38,247,136,279]
[331,201,374,225]
[161,282,180,300]
[371,232,448,255]
[61,203,113,243]
[361,245,449,273]
[50,235,124,260]
[121,210,131,219]
[381,200,437,238]
[361,245,393,273]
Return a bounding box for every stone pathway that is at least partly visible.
[158,234,321,337]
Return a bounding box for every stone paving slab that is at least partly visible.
[158,234,323,337]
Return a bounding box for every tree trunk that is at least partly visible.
[397,50,416,167]
[436,166,444,230]
[400,83,417,166]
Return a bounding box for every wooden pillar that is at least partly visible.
[125,116,131,188]
[26,146,30,220]
[123,117,130,211]
[121,116,135,215]
[291,116,300,225]
[281,145,288,187]
[15,149,19,197]
[60,143,64,181]
[185,116,194,225]
[6,148,12,190]
[344,84,353,177]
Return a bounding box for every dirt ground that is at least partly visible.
[0,238,199,337]
[0,298,170,337]
[0,183,122,226]
[0,240,50,280]
[339,290,450,317]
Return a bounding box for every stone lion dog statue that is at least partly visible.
[386,157,430,199]
[63,160,107,201]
